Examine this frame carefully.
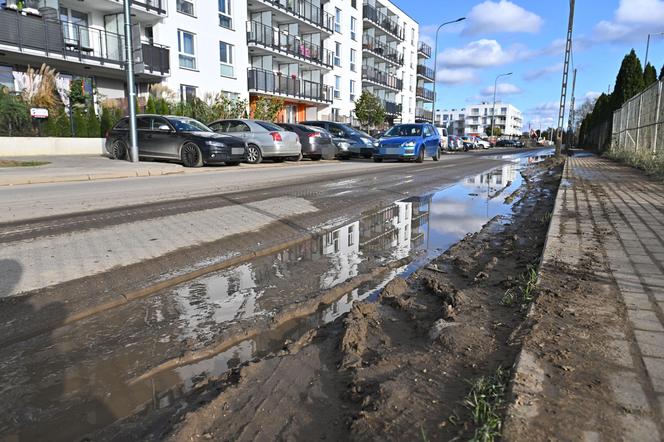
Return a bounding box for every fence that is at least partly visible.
[611,80,664,154]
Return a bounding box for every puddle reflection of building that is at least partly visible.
[320,221,361,289]
[359,202,413,259]
[464,162,518,190]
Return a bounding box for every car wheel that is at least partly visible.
[245,144,262,164]
[225,161,240,166]
[373,157,383,163]
[288,153,303,162]
[432,148,440,161]
[181,142,203,168]
[110,139,128,160]
[311,155,322,161]
[416,147,424,163]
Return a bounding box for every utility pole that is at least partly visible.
[491,72,512,141]
[567,68,577,151]
[432,18,466,117]
[123,0,139,163]
[556,0,575,156]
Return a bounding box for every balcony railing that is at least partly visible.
[247,21,333,68]
[416,87,434,101]
[417,64,435,81]
[416,108,434,121]
[362,65,402,90]
[418,41,432,58]
[247,68,332,103]
[362,4,404,40]
[254,0,334,33]
[381,99,402,115]
[361,34,403,66]
[0,9,170,74]
[4,0,167,16]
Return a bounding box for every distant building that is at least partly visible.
[436,102,523,137]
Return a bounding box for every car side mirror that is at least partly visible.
[158,124,172,132]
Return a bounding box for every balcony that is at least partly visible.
[362,65,402,91]
[362,4,404,41]
[415,108,434,122]
[3,0,167,18]
[361,34,403,66]
[417,64,435,81]
[381,99,402,116]
[418,41,432,58]
[252,0,334,34]
[416,87,434,102]
[247,21,333,69]
[247,68,332,104]
[0,9,169,76]
[102,0,167,16]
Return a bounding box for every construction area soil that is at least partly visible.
[95,158,564,441]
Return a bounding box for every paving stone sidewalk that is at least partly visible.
[505,153,664,441]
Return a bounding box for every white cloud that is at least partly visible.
[615,0,664,24]
[585,91,602,100]
[523,63,563,81]
[592,0,664,43]
[524,102,560,128]
[436,68,479,85]
[465,1,543,35]
[481,82,523,95]
[438,39,522,68]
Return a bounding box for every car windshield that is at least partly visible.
[167,117,212,132]
[256,121,283,131]
[384,125,422,137]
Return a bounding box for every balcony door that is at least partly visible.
[103,13,125,62]
[60,7,90,49]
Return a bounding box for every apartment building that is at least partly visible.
[414,40,433,122]
[0,0,424,124]
[436,103,523,137]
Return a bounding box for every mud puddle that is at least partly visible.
[0,150,553,442]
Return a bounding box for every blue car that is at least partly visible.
[373,123,441,163]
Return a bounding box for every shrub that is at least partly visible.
[145,95,157,114]
[252,96,284,121]
[86,105,101,137]
[0,88,31,136]
[55,112,71,137]
[72,107,88,137]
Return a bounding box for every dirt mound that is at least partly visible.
[340,302,378,369]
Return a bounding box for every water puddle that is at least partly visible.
[2,149,554,441]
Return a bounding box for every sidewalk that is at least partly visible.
[505,153,664,441]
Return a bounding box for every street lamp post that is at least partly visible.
[491,72,512,142]
[432,17,466,123]
[123,0,139,163]
[645,32,664,69]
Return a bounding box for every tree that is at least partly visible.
[354,91,385,129]
[484,126,501,137]
[72,107,88,137]
[69,79,87,107]
[86,105,101,137]
[145,95,157,114]
[212,95,248,120]
[0,87,31,136]
[252,96,284,121]
[643,63,658,87]
[612,49,645,109]
[55,112,71,137]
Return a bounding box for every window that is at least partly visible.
[334,76,341,99]
[410,74,413,92]
[348,224,355,246]
[350,17,357,40]
[176,0,194,15]
[180,84,197,102]
[227,121,250,132]
[218,0,232,29]
[0,65,14,91]
[219,41,234,77]
[178,30,197,69]
[335,8,341,33]
[350,49,356,72]
[411,28,415,45]
[350,79,356,102]
[60,7,89,47]
[334,42,341,67]
[351,0,357,8]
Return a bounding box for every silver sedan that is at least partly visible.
[208,119,301,164]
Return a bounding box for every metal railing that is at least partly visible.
[381,99,402,115]
[362,65,403,90]
[362,3,404,40]
[361,34,403,65]
[253,0,334,33]
[247,21,333,68]
[247,68,332,103]
[418,41,432,58]
[417,64,435,80]
[415,108,434,121]
[0,9,170,74]
[416,87,434,101]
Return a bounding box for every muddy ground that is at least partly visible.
[96,158,564,441]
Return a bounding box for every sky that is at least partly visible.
[394,0,664,131]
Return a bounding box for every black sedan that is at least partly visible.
[277,123,335,160]
[105,114,246,167]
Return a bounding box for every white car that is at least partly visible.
[436,127,449,150]
[476,138,491,149]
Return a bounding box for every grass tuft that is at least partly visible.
[464,367,510,442]
[501,265,538,308]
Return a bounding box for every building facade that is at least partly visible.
[436,103,523,137]
[0,0,427,125]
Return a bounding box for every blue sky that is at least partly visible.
[394,0,664,131]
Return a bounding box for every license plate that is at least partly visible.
[232,147,245,155]
[385,147,400,155]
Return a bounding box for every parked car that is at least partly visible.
[105,114,246,167]
[461,136,478,150]
[476,138,491,149]
[496,139,516,147]
[208,119,301,164]
[301,121,376,158]
[277,123,335,161]
[448,135,463,151]
[373,123,440,163]
[435,126,449,150]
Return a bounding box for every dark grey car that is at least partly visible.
[301,121,376,158]
[276,123,335,160]
[105,115,246,167]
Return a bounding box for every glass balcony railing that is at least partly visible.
[417,64,435,81]
[361,34,403,65]
[362,65,403,90]
[362,3,404,40]
[418,42,432,58]
[380,99,402,115]
[254,0,334,33]
[416,108,434,121]
[416,87,434,101]
[247,68,332,103]
[247,21,333,68]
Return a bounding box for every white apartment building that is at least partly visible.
[436,103,523,137]
[414,40,433,122]
[0,0,423,124]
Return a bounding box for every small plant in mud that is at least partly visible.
[539,211,552,225]
[463,367,510,442]
[501,265,538,308]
